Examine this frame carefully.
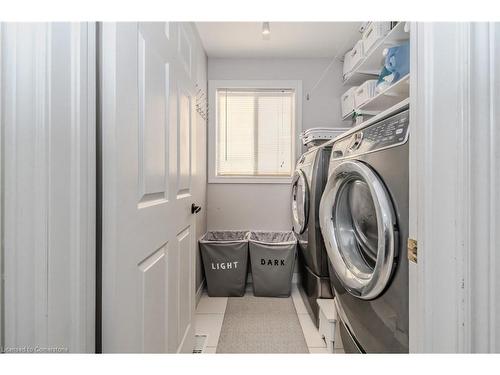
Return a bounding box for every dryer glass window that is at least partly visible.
[348,181,378,268]
[334,178,378,275]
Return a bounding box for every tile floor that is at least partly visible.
[194,283,339,354]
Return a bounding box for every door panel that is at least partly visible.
[137,29,169,205]
[178,24,192,77]
[101,22,197,353]
[167,241,179,352]
[177,227,193,343]
[177,89,192,196]
[138,244,167,353]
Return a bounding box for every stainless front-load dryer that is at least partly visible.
[292,145,334,327]
[319,106,410,353]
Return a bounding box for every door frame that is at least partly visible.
[0,22,4,350]
[409,22,500,352]
[0,22,96,352]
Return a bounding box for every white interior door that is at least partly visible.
[101,22,198,353]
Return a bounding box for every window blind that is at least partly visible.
[216,88,295,177]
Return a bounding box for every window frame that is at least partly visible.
[208,80,302,184]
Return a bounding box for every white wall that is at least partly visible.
[207,58,347,231]
[1,23,96,352]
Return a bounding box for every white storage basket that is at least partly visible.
[343,40,364,79]
[341,86,358,118]
[342,49,353,79]
[354,80,378,107]
[362,22,392,55]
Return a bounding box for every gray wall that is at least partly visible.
[207,58,348,231]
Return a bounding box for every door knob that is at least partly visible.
[191,203,202,214]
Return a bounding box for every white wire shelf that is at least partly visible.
[342,74,410,120]
[358,74,410,112]
[343,22,410,87]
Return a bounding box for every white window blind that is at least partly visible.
[216,88,295,177]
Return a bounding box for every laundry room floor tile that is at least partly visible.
[195,285,328,353]
[204,346,217,354]
[309,347,330,354]
[194,313,225,347]
[297,313,327,348]
[196,294,228,314]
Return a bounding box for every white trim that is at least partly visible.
[465,21,500,353]
[177,322,195,353]
[208,175,293,184]
[409,22,500,353]
[0,22,3,350]
[409,21,469,353]
[195,279,205,308]
[1,22,96,353]
[208,79,302,184]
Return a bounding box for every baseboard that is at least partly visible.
[177,322,195,353]
[195,279,205,307]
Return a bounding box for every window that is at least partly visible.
[209,80,301,183]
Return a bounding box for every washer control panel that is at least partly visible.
[331,109,409,160]
[297,148,315,167]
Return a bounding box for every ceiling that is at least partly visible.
[195,22,362,58]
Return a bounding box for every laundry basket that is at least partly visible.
[199,231,249,297]
[249,231,297,297]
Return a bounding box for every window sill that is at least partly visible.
[208,175,293,184]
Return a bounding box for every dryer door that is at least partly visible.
[319,160,397,300]
[291,169,309,234]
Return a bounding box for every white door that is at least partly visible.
[101,22,198,353]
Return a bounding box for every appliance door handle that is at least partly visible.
[191,203,202,214]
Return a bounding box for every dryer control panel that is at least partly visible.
[331,109,409,160]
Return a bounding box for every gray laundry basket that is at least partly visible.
[199,231,249,297]
[249,231,297,297]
